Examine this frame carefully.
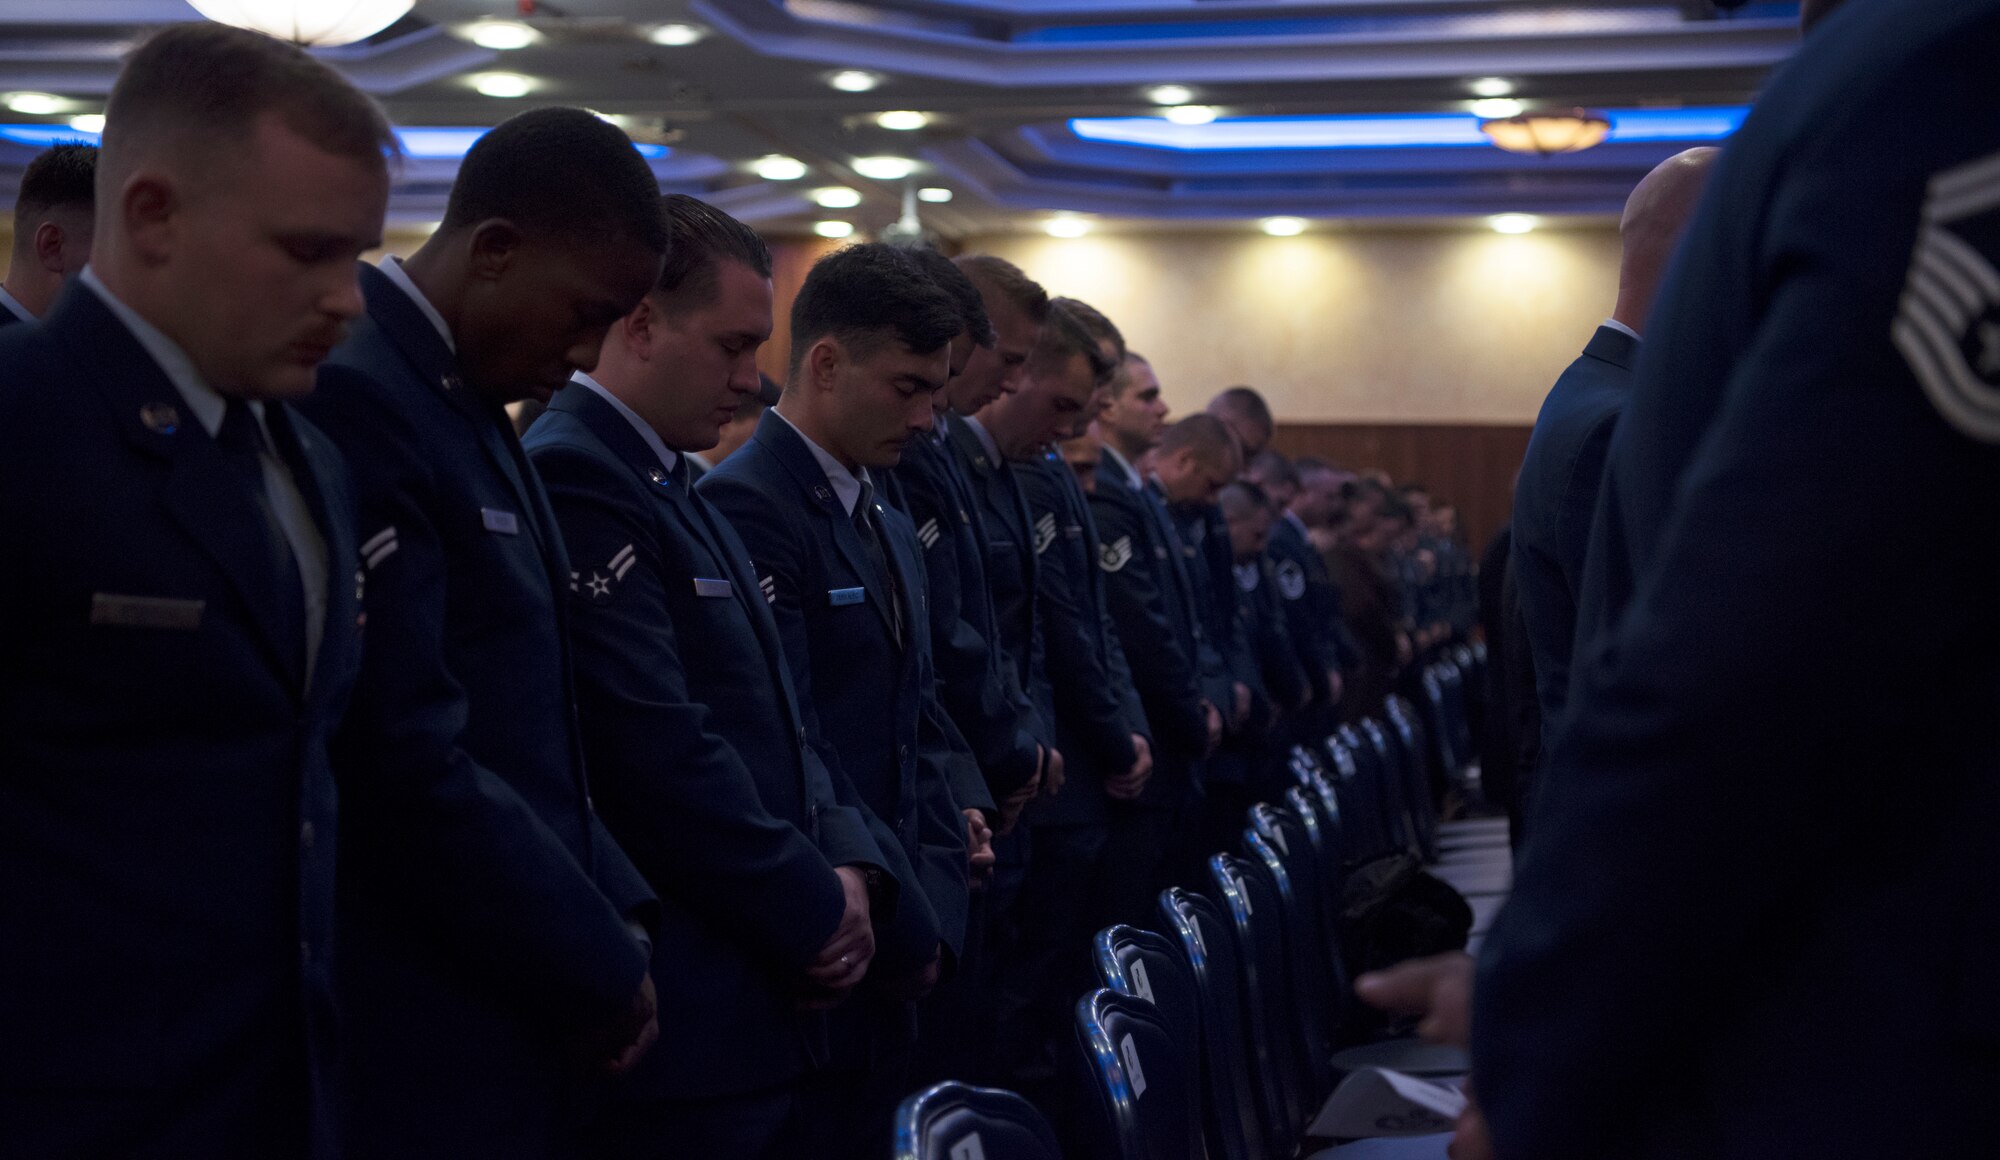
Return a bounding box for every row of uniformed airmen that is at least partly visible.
[0,21,1398,1160]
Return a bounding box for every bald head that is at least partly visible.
[1613,146,1720,335]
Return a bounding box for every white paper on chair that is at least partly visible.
[1307,1067,1467,1139]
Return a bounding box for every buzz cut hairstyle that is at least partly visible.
[1158,411,1241,469]
[1210,385,1275,433]
[1052,296,1125,363]
[14,144,97,232]
[908,246,997,349]
[1027,299,1116,383]
[1219,479,1275,515]
[1247,448,1300,490]
[443,107,670,255]
[788,242,963,374]
[102,23,397,182]
[954,253,1051,325]
[652,193,770,309]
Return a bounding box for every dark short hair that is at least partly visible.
[1108,348,1153,399]
[1158,412,1239,467]
[1294,455,1343,480]
[15,144,96,232]
[1246,449,1299,490]
[908,246,996,348]
[1209,385,1274,434]
[1219,479,1274,517]
[955,254,1050,324]
[789,243,962,373]
[655,193,770,307]
[103,23,396,180]
[1053,296,1125,362]
[444,107,668,254]
[1028,299,1117,383]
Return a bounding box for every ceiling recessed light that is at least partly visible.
[1164,105,1218,126]
[1261,216,1307,237]
[852,156,917,181]
[649,23,708,46]
[875,110,930,132]
[1471,98,1525,119]
[811,186,863,209]
[1044,216,1092,239]
[751,154,809,181]
[1145,84,1194,106]
[917,187,953,204]
[465,20,537,50]
[814,221,856,239]
[1489,214,1538,235]
[4,92,67,116]
[1470,77,1517,99]
[471,73,534,99]
[68,113,104,134]
[829,70,883,93]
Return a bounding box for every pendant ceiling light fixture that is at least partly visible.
[1480,108,1612,157]
[186,0,416,47]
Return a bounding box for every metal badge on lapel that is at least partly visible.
[693,578,732,599]
[829,587,866,607]
[441,373,464,393]
[138,402,180,434]
[648,467,669,486]
[812,483,834,504]
[481,508,519,535]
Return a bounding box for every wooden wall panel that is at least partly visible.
[1271,422,1531,556]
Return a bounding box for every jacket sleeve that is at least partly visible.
[1091,491,1209,755]
[307,365,645,1026]
[533,440,847,971]
[1024,468,1138,774]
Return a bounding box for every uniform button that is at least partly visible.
[300,821,315,849]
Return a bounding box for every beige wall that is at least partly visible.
[961,226,1621,425]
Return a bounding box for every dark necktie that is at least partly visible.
[852,483,904,649]
[216,399,306,679]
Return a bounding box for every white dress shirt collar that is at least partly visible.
[0,284,35,324]
[773,407,868,515]
[1601,317,1642,344]
[1100,442,1145,491]
[377,257,456,354]
[572,373,680,477]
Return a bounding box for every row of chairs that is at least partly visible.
[896,691,1507,1160]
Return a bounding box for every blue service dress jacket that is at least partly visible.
[1509,323,1637,737]
[699,410,972,986]
[0,281,360,1158]
[888,420,1042,805]
[298,264,655,1159]
[525,381,897,1103]
[1475,2,2000,1157]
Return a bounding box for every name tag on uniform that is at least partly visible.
[692,577,733,599]
[90,593,204,631]
[829,587,866,607]
[481,508,519,535]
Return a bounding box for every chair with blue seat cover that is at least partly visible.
[1158,887,1271,1160]
[1074,988,1207,1160]
[1243,822,1338,1100]
[1360,718,1419,858]
[1283,785,1346,938]
[1209,852,1309,1153]
[1383,698,1443,862]
[1323,735,1391,864]
[1094,925,1250,1160]
[1418,666,1460,786]
[893,1081,1064,1160]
